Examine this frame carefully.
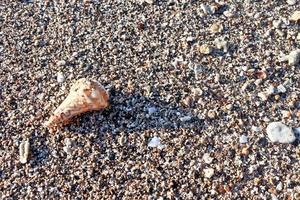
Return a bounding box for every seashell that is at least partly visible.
[45,78,109,128]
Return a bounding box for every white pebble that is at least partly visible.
[287,49,300,66]
[57,60,66,66]
[57,72,65,83]
[203,168,214,178]
[148,136,164,149]
[180,116,192,122]
[266,122,296,143]
[277,84,286,93]
[239,135,248,144]
[19,139,30,164]
[203,153,213,164]
[276,182,283,191]
[257,92,268,101]
[214,37,229,52]
[272,19,282,29]
[63,138,72,155]
[287,0,296,5]
[223,10,235,18]
[251,126,262,132]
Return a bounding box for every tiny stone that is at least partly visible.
[57,60,66,66]
[287,49,300,66]
[277,84,286,93]
[239,135,248,144]
[241,147,249,156]
[251,126,262,132]
[19,139,30,164]
[147,107,157,115]
[290,11,300,22]
[214,37,229,52]
[207,110,216,119]
[223,10,234,18]
[276,182,283,191]
[266,122,296,143]
[57,72,65,83]
[138,0,153,4]
[274,94,281,101]
[148,136,164,149]
[272,19,282,29]
[203,168,214,178]
[63,138,72,155]
[210,23,223,33]
[180,116,192,122]
[199,44,213,55]
[287,0,296,5]
[257,92,268,101]
[200,4,213,15]
[203,153,213,164]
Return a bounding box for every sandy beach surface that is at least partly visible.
[1,1,300,199]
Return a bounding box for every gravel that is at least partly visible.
[266,122,296,143]
[1,1,300,199]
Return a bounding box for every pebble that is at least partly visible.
[57,72,65,83]
[207,110,216,119]
[290,10,300,22]
[239,135,248,144]
[209,23,223,33]
[287,0,296,5]
[63,138,72,156]
[138,0,153,4]
[272,19,282,29]
[147,107,157,115]
[223,10,234,18]
[241,147,249,156]
[266,122,296,143]
[203,153,213,164]
[57,60,66,66]
[19,138,30,164]
[199,44,213,55]
[200,4,214,15]
[287,49,300,66]
[257,92,268,101]
[203,168,214,178]
[214,37,229,52]
[276,84,286,93]
[179,115,192,122]
[276,182,283,191]
[148,136,164,150]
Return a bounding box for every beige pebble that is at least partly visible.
[207,110,216,119]
[290,11,300,22]
[199,44,213,55]
[19,139,30,164]
[241,147,249,156]
[210,23,223,33]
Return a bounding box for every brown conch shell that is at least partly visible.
[45,78,109,128]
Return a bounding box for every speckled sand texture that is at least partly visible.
[1,1,300,199]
